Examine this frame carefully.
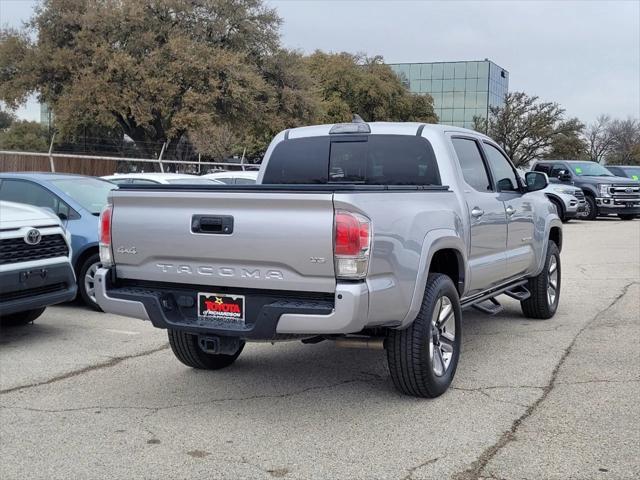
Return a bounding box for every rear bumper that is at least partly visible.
[95,268,370,339]
[0,262,77,316]
[596,197,640,215]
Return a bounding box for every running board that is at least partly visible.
[472,297,503,315]
[504,285,531,301]
[461,279,529,310]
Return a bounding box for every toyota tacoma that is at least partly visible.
[95,122,562,398]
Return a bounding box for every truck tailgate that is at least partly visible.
[110,190,336,293]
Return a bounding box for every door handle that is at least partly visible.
[506,206,516,216]
[471,207,484,218]
[191,215,234,234]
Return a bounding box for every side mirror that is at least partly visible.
[58,212,68,221]
[525,171,548,192]
[556,170,572,181]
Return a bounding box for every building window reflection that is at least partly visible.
[388,59,509,128]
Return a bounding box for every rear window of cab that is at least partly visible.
[262,135,441,186]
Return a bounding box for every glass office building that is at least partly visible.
[388,60,509,128]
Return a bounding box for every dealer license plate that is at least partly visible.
[197,292,245,324]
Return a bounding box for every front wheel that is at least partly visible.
[168,329,244,370]
[386,273,462,398]
[618,214,636,221]
[583,196,598,220]
[521,241,561,319]
[0,307,46,326]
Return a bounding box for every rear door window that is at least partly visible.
[451,138,492,192]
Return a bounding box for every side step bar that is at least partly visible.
[504,285,531,301]
[472,297,503,315]
[461,279,530,315]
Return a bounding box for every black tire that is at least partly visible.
[549,198,566,222]
[78,253,103,311]
[521,241,561,319]
[583,195,598,220]
[0,307,46,326]
[618,214,635,221]
[386,273,462,398]
[168,329,244,370]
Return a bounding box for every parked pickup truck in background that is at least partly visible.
[532,160,640,221]
[0,201,77,326]
[96,121,562,398]
[605,165,640,182]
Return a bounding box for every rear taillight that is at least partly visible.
[99,204,113,266]
[334,210,371,279]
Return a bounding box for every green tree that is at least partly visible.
[585,115,617,163]
[305,52,438,124]
[474,92,583,167]
[0,120,49,151]
[543,118,587,159]
[0,0,315,159]
[0,108,16,130]
[606,118,640,165]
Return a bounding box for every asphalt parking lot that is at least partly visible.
[1,219,639,480]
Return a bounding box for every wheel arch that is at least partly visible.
[399,230,467,329]
[549,225,562,252]
[74,243,99,275]
[545,193,565,218]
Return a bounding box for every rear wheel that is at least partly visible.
[521,241,561,319]
[386,273,462,398]
[168,329,244,370]
[0,307,46,326]
[618,214,636,221]
[78,253,103,311]
[583,196,598,220]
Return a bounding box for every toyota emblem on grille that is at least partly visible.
[625,188,633,193]
[24,228,42,245]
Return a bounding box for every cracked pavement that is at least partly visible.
[1,219,639,479]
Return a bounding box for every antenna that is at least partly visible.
[352,114,366,124]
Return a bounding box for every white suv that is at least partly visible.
[0,201,76,326]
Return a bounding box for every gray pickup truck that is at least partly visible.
[96,122,562,398]
[532,160,640,220]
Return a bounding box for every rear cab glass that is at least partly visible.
[262,135,441,186]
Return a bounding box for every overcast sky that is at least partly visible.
[2,0,639,124]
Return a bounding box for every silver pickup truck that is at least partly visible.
[96,122,562,398]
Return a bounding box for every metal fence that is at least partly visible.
[0,150,257,177]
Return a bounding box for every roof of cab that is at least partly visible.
[284,122,490,140]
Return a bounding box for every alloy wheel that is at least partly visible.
[429,296,456,377]
[547,255,559,306]
[84,261,102,304]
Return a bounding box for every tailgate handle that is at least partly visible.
[191,215,234,234]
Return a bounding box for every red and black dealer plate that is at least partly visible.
[197,292,245,324]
